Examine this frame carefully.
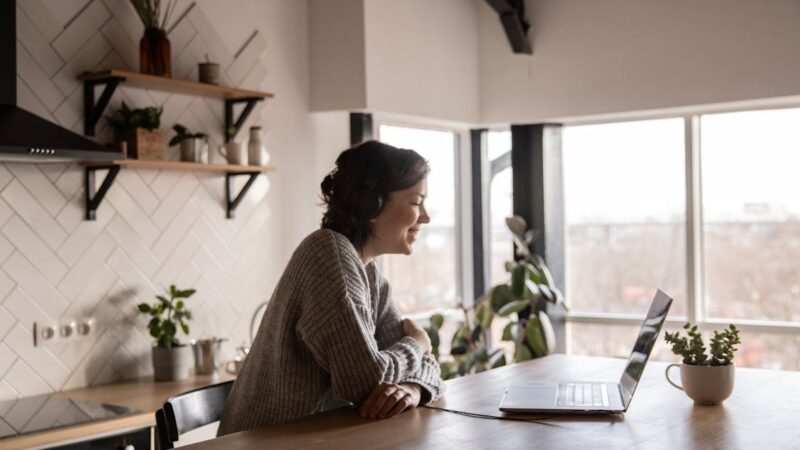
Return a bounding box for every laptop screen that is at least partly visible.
[618,290,673,407]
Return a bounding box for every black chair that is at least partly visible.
[155,380,235,449]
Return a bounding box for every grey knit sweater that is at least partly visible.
[217,229,445,435]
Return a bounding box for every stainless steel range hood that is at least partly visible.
[0,0,123,162]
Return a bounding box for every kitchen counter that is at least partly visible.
[1,371,235,450]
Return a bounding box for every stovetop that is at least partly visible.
[0,394,140,439]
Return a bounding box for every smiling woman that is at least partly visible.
[217,140,445,436]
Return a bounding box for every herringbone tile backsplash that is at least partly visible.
[1,0,276,399]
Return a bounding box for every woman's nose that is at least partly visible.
[419,206,431,224]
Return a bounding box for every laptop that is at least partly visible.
[499,289,673,414]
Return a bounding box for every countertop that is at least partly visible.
[1,371,235,450]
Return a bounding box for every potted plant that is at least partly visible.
[425,215,567,379]
[664,323,741,404]
[130,0,178,77]
[170,124,208,163]
[137,285,196,381]
[108,101,164,160]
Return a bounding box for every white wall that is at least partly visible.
[309,0,367,112]
[2,0,316,399]
[364,0,481,123]
[479,0,800,123]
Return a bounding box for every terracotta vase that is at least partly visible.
[140,27,171,77]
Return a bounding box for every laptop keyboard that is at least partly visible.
[556,382,610,407]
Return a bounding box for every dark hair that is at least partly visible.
[321,140,429,248]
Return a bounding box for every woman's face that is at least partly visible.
[368,177,430,256]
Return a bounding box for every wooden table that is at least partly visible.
[2,372,234,450]
[182,354,800,449]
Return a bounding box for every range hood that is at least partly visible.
[0,1,123,162]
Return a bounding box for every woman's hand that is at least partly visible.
[360,382,422,419]
[402,318,432,354]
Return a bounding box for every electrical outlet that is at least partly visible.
[33,317,96,347]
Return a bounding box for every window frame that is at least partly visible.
[558,110,800,354]
[373,115,472,318]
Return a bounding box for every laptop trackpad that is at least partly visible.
[499,382,557,410]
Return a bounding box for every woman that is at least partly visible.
[218,140,445,435]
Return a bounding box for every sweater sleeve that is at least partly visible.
[295,234,428,405]
[372,265,446,404]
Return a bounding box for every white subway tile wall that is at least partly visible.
[1,0,274,400]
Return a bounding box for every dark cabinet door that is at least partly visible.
[50,427,151,450]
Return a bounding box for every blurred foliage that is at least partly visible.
[426,216,567,380]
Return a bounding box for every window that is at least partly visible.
[561,108,800,370]
[563,119,687,317]
[487,131,512,287]
[700,108,800,323]
[377,124,460,314]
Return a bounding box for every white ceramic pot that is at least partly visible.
[152,345,193,381]
[666,363,735,405]
[179,138,208,163]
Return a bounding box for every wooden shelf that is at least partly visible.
[79,70,274,100]
[83,159,276,173]
[79,69,273,141]
[82,160,274,221]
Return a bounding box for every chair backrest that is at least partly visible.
[160,380,234,448]
[155,408,171,449]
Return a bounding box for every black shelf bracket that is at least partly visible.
[225,172,260,219]
[83,77,124,136]
[85,165,121,220]
[225,97,262,142]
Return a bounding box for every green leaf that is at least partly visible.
[535,255,556,287]
[430,313,445,330]
[538,283,555,302]
[511,264,526,297]
[490,285,515,312]
[149,325,161,338]
[179,321,189,335]
[425,326,440,350]
[524,263,544,284]
[176,300,184,310]
[169,285,178,298]
[475,302,493,330]
[474,347,489,364]
[515,343,533,362]
[497,299,530,316]
[162,320,176,337]
[523,279,541,300]
[148,317,160,329]
[137,303,151,313]
[470,325,482,343]
[176,288,196,298]
[526,317,548,357]
[491,353,507,369]
[501,322,517,341]
[156,295,169,305]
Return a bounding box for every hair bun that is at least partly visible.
[320,173,335,198]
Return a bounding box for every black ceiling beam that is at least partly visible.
[485,0,532,54]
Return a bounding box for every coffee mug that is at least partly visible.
[665,363,735,405]
[225,358,244,375]
[218,142,247,165]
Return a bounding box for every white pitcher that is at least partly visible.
[247,126,270,166]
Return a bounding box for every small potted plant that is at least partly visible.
[137,285,196,381]
[170,124,208,163]
[108,101,164,160]
[664,323,741,404]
